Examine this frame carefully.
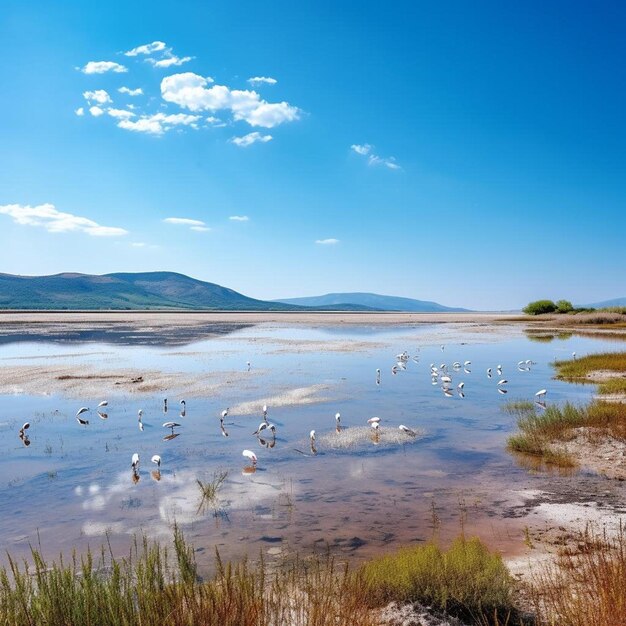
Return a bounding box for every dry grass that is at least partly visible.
[0,528,377,626]
[529,526,626,626]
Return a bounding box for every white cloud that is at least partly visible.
[83,89,112,104]
[190,225,211,232]
[117,112,200,135]
[161,72,299,128]
[352,143,401,170]
[163,217,206,227]
[125,41,167,56]
[315,238,340,245]
[118,86,143,96]
[368,154,401,170]
[107,108,135,120]
[0,203,128,237]
[247,76,277,86]
[81,61,127,74]
[89,106,104,117]
[149,55,193,68]
[229,215,249,221]
[75,107,84,116]
[231,132,272,147]
[351,144,371,156]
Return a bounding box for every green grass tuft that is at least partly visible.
[360,536,516,623]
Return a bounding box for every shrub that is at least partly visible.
[360,536,515,623]
[523,300,557,315]
[556,300,574,313]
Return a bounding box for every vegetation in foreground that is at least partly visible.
[529,526,626,626]
[360,536,517,624]
[506,400,626,467]
[0,528,522,626]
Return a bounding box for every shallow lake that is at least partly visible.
[0,321,622,571]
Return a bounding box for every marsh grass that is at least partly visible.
[530,526,626,626]
[196,470,228,514]
[360,536,518,624]
[507,401,626,466]
[0,528,377,626]
[554,352,626,381]
[502,401,536,418]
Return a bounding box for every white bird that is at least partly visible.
[76,415,89,426]
[453,361,461,369]
[443,388,454,397]
[367,416,381,424]
[441,345,445,351]
[498,388,508,395]
[151,454,161,468]
[309,429,316,442]
[76,407,89,417]
[457,382,465,389]
[572,352,577,359]
[138,421,144,432]
[267,423,277,434]
[464,361,471,367]
[253,422,269,435]
[98,400,108,408]
[163,421,180,430]
[19,422,30,436]
[535,389,547,399]
[441,375,452,383]
[399,424,417,436]
[242,449,257,465]
[487,368,492,378]
[131,453,140,470]
[335,412,341,424]
[391,365,399,375]
[497,379,508,385]
[221,408,229,419]
[497,365,502,375]
[138,409,144,418]
[371,421,380,430]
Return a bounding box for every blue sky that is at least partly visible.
[1,0,624,310]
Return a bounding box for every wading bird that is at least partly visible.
[535,389,547,400]
[76,407,89,417]
[253,422,269,436]
[221,408,229,419]
[497,379,508,385]
[399,424,417,436]
[98,400,108,408]
[367,417,381,425]
[487,368,492,378]
[163,421,180,433]
[131,453,140,470]
[151,454,161,468]
[242,449,257,465]
[18,422,30,437]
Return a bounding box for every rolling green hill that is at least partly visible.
[0,272,374,311]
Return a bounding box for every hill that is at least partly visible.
[274,292,469,312]
[581,297,626,309]
[0,272,373,311]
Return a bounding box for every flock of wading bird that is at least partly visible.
[16,344,562,481]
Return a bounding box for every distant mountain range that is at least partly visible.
[0,273,472,312]
[581,297,626,308]
[0,272,371,311]
[275,292,469,312]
